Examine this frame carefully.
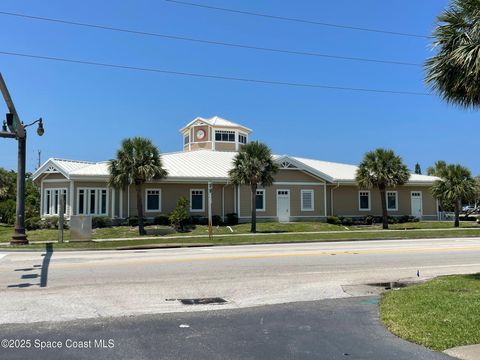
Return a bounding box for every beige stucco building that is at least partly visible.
[32,116,439,222]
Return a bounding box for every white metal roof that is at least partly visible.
[179,116,252,133]
[290,156,438,183]
[33,151,438,184]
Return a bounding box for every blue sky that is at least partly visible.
[0,0,476,175]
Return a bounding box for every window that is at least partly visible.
[184,135,189,145]
[146,189,161,212]
[387,191,398,211]
[238,134,247,144]
[78,189,85,214]
[77,188,108,215]
[190,189,204,212]
[256,189,265,211]
[100,190,107,215]
[44,188,67,215]
[301,190,314,211]
[215,130,235,142]
[359,191,370,211]
[89,189,96,214]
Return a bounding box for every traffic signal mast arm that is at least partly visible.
[0,72,24,138]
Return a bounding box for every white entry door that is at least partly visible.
[411,191,423,218]
[277,190,290,222]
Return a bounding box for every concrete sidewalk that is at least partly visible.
[444,344,480,360]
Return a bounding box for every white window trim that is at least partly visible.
[301,189,315,212]
[256,189,266,212]
[358,190,371,211]
[190,189,205,212]
[214,130,236,143]
[145,189,162,212]
[386,191,398,211]
[77,188,109,216]
[43,188,67,216]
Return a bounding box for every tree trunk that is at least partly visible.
[251,184,257,233]
[454,199,460,228]
[379,186,389,230]
[135,182,146,235]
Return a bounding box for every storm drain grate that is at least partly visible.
[177,297,227,305]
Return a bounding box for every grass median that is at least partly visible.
[381,274,480,351]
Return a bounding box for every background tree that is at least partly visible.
[169,197,190,232]
[229,141,278,233]
[425,0,480,108]
[356,149,410,230]
[109,137,167,235]
[0,169,39,225]
[415,163,422,175]
[431,163,477,227]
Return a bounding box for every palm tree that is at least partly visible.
[427,160,447,176]
[431,163,477,227]
[229,141,278,233]
[109,137,167,235]
[425,0,480,107]
[356,149,410,230]
[427,160,453,213]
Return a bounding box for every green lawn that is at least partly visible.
[1,224,480,250]
[1,221,479,244]
[381,274,480,351]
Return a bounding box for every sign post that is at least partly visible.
[208,182,213,241]
[58,193,64,243]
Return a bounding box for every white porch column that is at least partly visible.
[40,180,44,217]
[111,188,116,219]
[119,188,124,219]
[127,184,131,218]
[323,183,327,217]
[69,180,74,217]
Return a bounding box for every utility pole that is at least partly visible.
[37,150,41,170]
[0,73,44,245]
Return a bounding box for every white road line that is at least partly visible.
[0,254,7,260]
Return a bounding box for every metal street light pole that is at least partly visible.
[0,73,44,245]
[11,134,27,244]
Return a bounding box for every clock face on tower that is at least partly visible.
[196,129,206,140]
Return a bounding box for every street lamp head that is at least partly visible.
[36,118,44,136]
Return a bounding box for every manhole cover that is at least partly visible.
[179,297,227,305]
[367,282,408,290]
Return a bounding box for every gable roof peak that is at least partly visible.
[180,115,252,133]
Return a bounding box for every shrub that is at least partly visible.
[38,216,59,229]
[128,216,138,227]
[363,215,375,225]
[170,197,190,231]
[25,216,41,230]
[327,216,341,225]
[92,216,112,229]
[154,215,170,226]
[0,199,16,225]
[225,213,238,226]
[189,215,208,225]
[212,215,222,226]
[341,217,353,226]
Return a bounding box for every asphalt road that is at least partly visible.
[1,237,480,324]
[0,297,452,360]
